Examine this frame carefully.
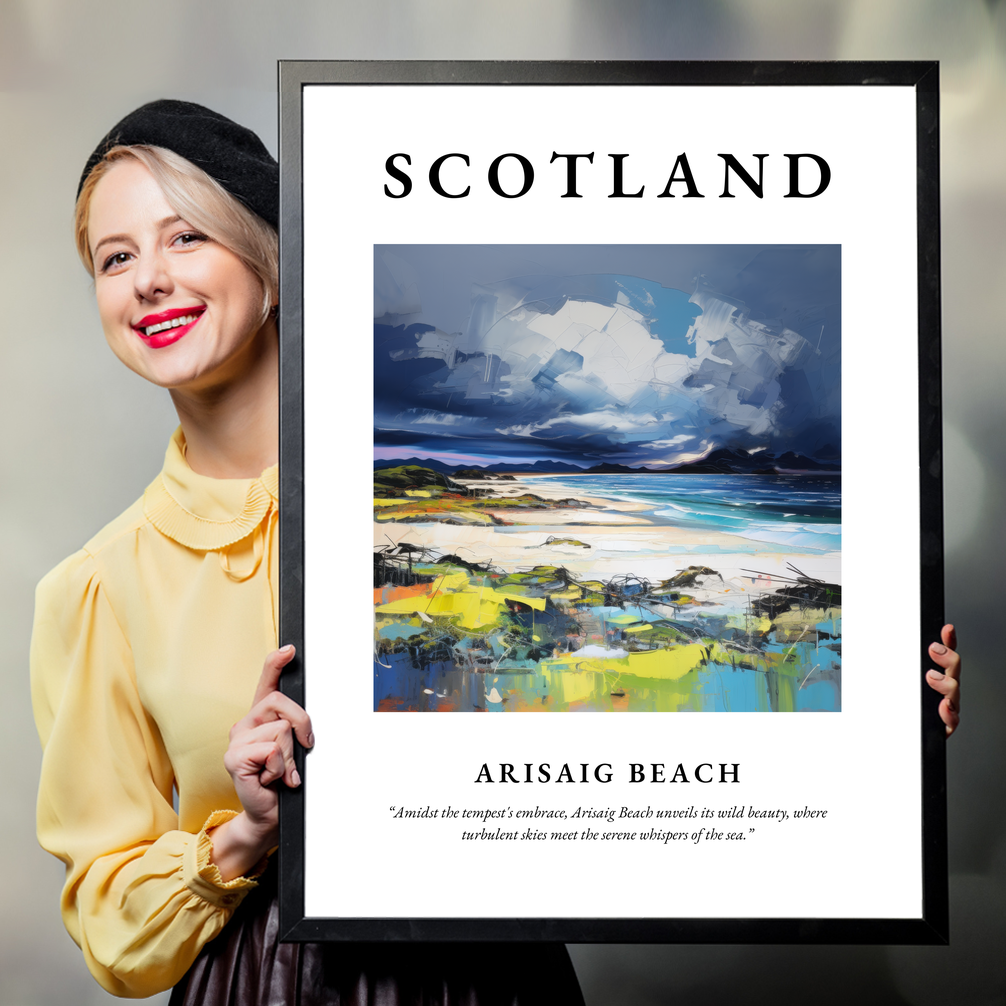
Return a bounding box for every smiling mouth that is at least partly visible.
[142,313,199,337]
[134,307,206,338]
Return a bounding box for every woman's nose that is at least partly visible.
[133,249,173,302]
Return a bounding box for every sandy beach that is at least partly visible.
[376,474,841,596]
[373,470,842,713]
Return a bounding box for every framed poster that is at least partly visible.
[277,61,946,943]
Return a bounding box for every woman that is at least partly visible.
[31,100,586,1003]
[33,98,962,1003]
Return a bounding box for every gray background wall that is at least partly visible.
[1,2,1002,1003]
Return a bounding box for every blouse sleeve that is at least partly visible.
[31,549,262,998]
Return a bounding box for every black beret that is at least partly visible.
[78,99,278,228]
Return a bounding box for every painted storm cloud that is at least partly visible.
[373,245,841,713]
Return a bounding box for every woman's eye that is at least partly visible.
[101,251,132,273]
[173,231,208,248]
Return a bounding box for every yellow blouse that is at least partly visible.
[31,428,279,998]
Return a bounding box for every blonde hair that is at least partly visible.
[75,145,278,323]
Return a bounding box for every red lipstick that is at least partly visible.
[132,306,205,349]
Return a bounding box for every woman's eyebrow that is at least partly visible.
[92,232,133,256]
[92,216,185,257]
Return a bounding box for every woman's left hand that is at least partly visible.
[926,624,961,737]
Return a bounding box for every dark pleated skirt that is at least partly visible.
[169,869,585,1006]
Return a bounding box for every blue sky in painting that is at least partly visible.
[374,245,840,469]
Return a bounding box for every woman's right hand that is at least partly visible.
[209,645,314,881]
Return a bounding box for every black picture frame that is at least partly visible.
[277,60,945,944]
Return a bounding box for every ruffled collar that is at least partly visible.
[143,428,278,551]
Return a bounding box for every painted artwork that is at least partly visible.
[373,245,841,713]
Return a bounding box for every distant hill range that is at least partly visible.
[374,457,585,475]
[374,449,839,477]
[660,448,840,475]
